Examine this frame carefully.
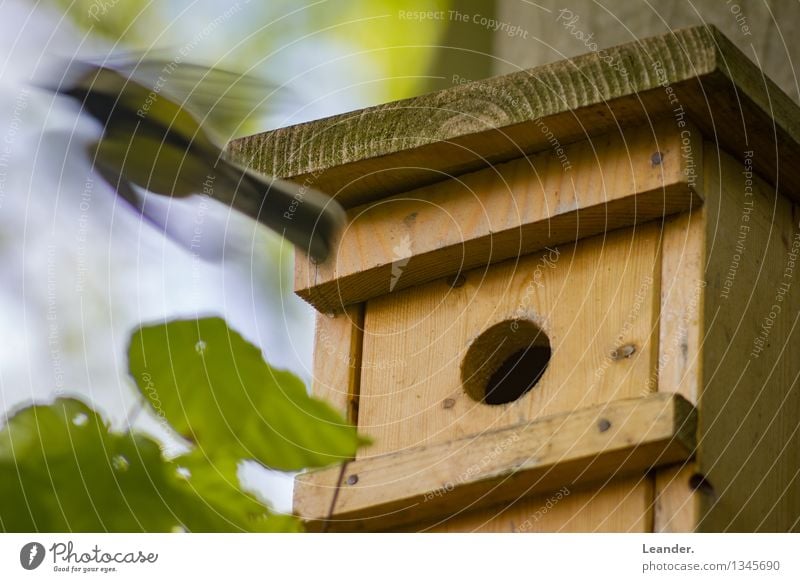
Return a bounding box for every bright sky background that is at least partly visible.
[0,0,449,513]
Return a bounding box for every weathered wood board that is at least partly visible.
[295,121,700,313]
[296,393,696,532]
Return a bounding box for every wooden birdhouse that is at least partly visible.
[229,26,800,532]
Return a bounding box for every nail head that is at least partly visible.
[651,151,663,166]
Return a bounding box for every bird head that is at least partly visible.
[35,59,141,129]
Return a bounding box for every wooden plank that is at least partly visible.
[654,464,700,532]
[358,223,663,457]
[652,144,706,532]
[311,304,364,422]
[294,393,696,532]
[228,26,800,209]
[295,121,700,313]
[414,477,653,532]
[657,211,706,404]
[695,144,800,532]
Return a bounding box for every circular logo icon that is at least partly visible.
[20,542,45,570]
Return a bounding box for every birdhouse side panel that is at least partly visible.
[696,144,800,532]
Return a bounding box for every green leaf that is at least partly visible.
[170,452,301,533]
[128,317,366,471]
[0,398,297,532]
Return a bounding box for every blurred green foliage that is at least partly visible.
[1,317,367,532]
[46,0,450,104]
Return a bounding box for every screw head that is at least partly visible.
[346,474,359,486]
[598,418,612,432]
[651,151,664,166]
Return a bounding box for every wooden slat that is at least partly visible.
[295,121,700,313]
[657,211,706,404]
[294,393,696,532]
[414,477,653,532]
[654,464,700,533]
[228,26,800,209]
[310,304,364,422]
[652,143,706,532]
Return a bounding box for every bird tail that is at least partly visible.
[96,155,347,263]
[219,163,347,263]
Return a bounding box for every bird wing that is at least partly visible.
[105,57,279,142]
[92,150,232,262]
[90,127,218,198]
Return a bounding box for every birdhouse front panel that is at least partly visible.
[358,224,661,458]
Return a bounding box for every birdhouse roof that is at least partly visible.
[229,25,800,208]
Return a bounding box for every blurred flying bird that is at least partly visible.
[38,57,345,262]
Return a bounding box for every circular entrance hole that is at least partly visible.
[460,320,551,405]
